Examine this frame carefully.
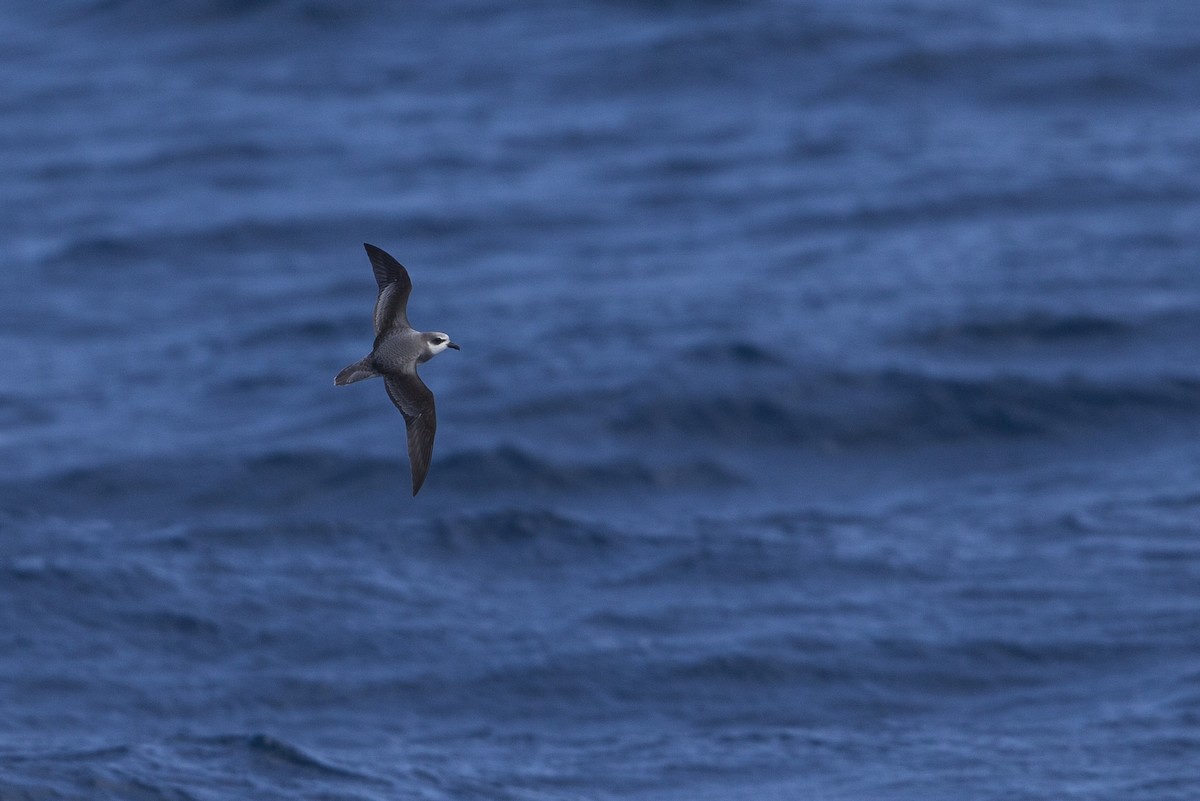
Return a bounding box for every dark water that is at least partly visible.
[3,1,1200,798]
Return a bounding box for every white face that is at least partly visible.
[427,333,453,355]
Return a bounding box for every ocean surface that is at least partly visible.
[3,1,1200,798]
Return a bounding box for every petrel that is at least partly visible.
[335,243,459,495]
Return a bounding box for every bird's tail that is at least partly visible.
[334,356,380,386]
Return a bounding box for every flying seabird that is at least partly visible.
[335,243,459,495]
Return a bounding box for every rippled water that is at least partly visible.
[3,1,1200,798]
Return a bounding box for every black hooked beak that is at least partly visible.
[447,341,460,350]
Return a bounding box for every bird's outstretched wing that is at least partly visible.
[365,243,413,335]
[384,372,437,496]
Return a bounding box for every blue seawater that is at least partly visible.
[2,1,1200,798]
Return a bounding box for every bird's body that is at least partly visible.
[372,329,430,372]
[335,243,458,496]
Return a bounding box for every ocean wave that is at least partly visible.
[0,452,405,517]
[0,393,55,427]
[6,557,177,602]
[236,315,356,347]
[908,307,1200,353]
[678,339,790,367]
[911,311,1133,346]
[190,733,368,780]
[0,445,740,517]
[430,508,622,560]
[748,178,1199,239]
[609,367,1200,446]
[854,39,1196,105]
[437,444,742,492]
[63,0,375,28]
[9,359,1200,521]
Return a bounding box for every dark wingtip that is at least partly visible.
[411,468,429,496]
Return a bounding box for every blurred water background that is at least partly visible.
[3,1,1200,798]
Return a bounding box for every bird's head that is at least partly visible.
[423,332,460,359]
